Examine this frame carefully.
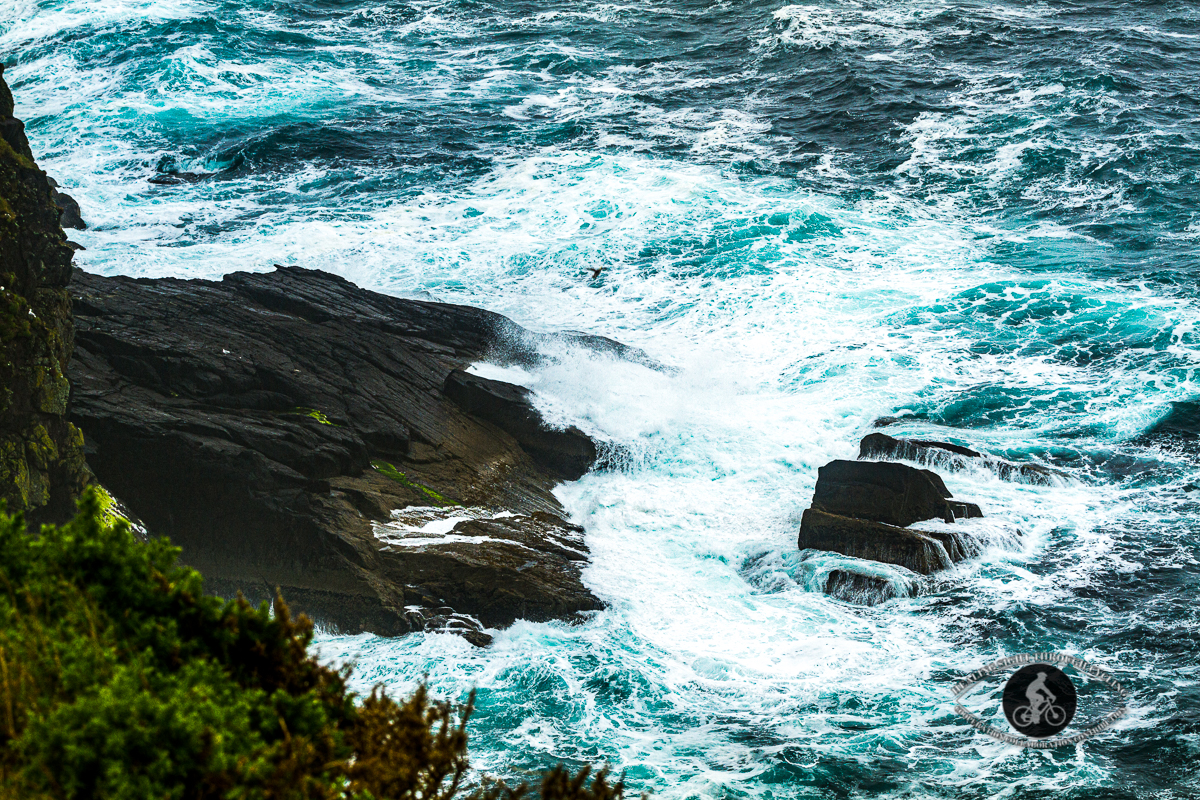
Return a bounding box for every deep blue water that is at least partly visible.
[4,1,1200,796]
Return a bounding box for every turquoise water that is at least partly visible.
[4,1,1200,796]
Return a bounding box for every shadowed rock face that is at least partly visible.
[811,460,960,527]
[444,369,597,481]
[45,177,86,230]
[0,66,91,524]
[799,508,954,575]
[67,265,634,640]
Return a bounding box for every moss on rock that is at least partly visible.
[371,459,460,507]
[0,65,91,523]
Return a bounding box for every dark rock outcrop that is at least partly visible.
[67,265,632,639]
[374,508,597,631]
[859,432,1062,485]
[810,460,972,527]
[799,459,988,578]
[148,171,208,185]
[444,370,597,481]
[799,508,953,575]
[46,177,85,230]
[0,66,91,523]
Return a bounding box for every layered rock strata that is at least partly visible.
[443,369,597,481]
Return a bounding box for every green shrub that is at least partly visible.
[0,489,631,800]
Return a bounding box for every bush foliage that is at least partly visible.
[0,489,630,800]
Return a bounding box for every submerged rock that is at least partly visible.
[68,265,633,641]
[147,171,208,185]
[0,65,91,524]
[859,432,1063,485]
[1136,400,1200,451]
[822,569,904,606]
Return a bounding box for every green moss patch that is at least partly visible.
[93,484,127,528]
[282,407,336,425]
[370,460,459,507]
[0,131,35,169]
[0,288,32,344]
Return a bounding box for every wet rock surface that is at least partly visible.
[859,432,1063,485]
[67,265,632,640]
[799,458,992,582]
[822,569,903,606]
[374,506,600,633]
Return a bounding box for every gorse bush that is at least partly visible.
[0,489,631,800]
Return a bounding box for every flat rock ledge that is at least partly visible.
[801,508,962,576]
[67,266,650,643]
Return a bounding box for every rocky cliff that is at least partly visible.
[0,65,90,524]
[1,68,631,643]
[68,266,653,641]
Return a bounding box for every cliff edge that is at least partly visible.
[68,266,629,640]
[0,65,90,523]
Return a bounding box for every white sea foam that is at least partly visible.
[262,147,1177,793]
[0,0,210,44]
[762,2,937,54]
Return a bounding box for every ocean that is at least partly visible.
[4,0,1199,796]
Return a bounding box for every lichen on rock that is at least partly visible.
[0,64,91,522]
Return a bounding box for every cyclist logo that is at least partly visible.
[953,652,1126,747]
[1003,663,1076,738]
